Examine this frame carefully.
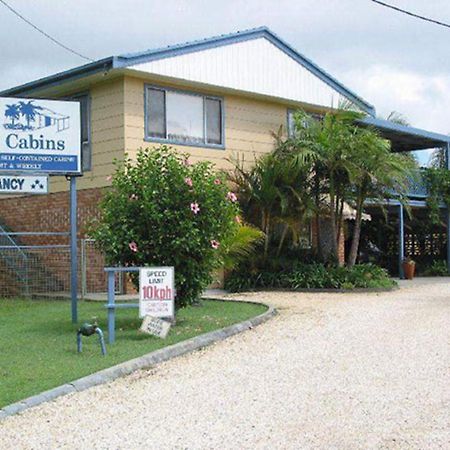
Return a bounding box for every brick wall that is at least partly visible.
[0,187,107,295]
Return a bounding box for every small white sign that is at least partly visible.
[139,267,175,319]
[140,315,171,339]
[0,97,81,174]
[0,175,48,194]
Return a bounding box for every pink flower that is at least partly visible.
[214,178,221,185]
[129,241,138,253]
[234,216,242,224]
[130,193,138,200]
[183,158,191,166]
[185,177,193,187]
[106,175,113,182]
[190,202,200,214]
[227,192,238,202]
[210,240,220,249]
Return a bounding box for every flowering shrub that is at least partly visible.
[90,146,240,308]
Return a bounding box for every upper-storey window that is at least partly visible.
[145,86,224,148]
[287,108,322,138]
[70,93,91,172]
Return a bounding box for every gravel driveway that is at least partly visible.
[2,278,449,449]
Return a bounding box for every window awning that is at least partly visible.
[358,117,450,152]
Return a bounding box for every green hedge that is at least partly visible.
[225,263,396,292]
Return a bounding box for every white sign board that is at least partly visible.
[140,315,171,339]
[0,97,81,174]
[139,267,175,319]
[0,175,48,194]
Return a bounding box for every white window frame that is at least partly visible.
[68,92,91,172]
[144,85,225,149]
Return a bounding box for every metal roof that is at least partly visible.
[359,117,450,151]
[0,27,375,114]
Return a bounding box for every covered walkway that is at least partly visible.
[359,116,450,277]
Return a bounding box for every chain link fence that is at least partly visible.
[0,231,123,298]
[80,239,123,298]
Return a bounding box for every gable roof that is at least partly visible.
[0,26,375,115]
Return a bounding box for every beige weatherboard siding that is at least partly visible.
[48,78,126,193]
[124,76,289,170]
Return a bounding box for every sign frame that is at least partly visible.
[139,266,175,321]
[0,97,82,175]
[0,174,48,194]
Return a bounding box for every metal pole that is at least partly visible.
[398,203,405,279]
[80,239,86,299]
[107,271,116,344]
[446,143,450,275]
[70,176,78,323]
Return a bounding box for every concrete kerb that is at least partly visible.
[0,299,276,421]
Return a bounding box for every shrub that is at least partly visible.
[225,263,395,292]
[422,260,448,277]
[90,146,240,309]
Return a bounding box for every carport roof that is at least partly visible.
[359,117,450,152]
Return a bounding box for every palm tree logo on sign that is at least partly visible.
[4,101,70,132]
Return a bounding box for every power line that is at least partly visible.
[0,0,94,61]
[370,0,450,29]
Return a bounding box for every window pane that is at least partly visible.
[72,94,91,172]
[147,88,166,138]
[166,92,204,144]
[81,142,91,171]
[78,95,89,144]
[206,98,222,145]
[287,110,295,137]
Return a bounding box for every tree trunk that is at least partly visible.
[347,198,364,268]
[263,211,271,259]
[329,190,339,263]
[314,172,323,261]
[336,199,345,267]
[276,223,289,257]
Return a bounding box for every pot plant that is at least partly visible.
[402,257,416,280]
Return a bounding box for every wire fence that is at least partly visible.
[0,232,123,299]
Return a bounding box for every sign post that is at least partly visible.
[70,176,78,323]
[0,97,82,322]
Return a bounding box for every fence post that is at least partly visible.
[80,239,86,299]
[107,270,116,344]
[398,203,405,279]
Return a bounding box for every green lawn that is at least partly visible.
[0,298,266,408]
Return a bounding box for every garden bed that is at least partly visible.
[225,263,397,292]
[0,298,266,408]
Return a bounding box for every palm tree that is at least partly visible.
[346,128,416,267]
[218,224,264,271]
[286,108,363,263]
[4,104,20,128]
[228,153,286,258]
[228,150,315,259]
[19,101,41,129]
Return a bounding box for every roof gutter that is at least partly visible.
[0,57,114,97]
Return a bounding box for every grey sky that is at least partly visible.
[0,0,449,137]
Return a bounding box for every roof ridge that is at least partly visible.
[117,26,269,60]
[0,26,375,115]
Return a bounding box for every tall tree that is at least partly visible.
[286,108,362,263]
[346,128,416,267]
